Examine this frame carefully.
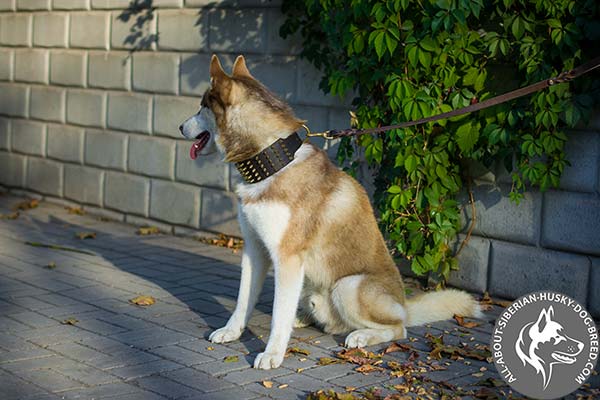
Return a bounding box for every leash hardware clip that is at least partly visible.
[302,124,335,140]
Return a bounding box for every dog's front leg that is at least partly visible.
[254,257,304,369]
[209,227,270,344]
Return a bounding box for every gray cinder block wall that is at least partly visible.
[0,0,598,316]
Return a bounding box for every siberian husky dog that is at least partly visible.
[180,55,482,370]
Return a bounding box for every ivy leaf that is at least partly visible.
[388,185,402,194]
[404,154,418,173]
[373,31,386,59]
[456,122,479,153]
[419,36,437,51]
[512,16,525,40]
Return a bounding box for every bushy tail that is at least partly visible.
[405,289,482,327]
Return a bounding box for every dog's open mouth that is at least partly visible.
[190,131,210,160]
[552,351,577,364]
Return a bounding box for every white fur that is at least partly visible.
[209,213,270,344]
[405,289,482,327]
[180,107,218,155]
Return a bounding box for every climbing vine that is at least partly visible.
[281,0,600,281]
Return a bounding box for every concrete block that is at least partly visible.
[14,49,49,84]
[0,83,28,117]
[27,157,63,196]
[107,92,152,133]
[248,56,296,101]
[559,130,598,192]
[70,11,110,49]
[488,240,590,304]
[111,11,157,50]
[542,190,600,256]
[176,141,226,189]
[104,171,149,216]
[200,188,239,236]
[458,183,541,245]
[297,60,336,107]
[447,235,490,294]
[0,1,15,11]
[88,51,130,90]
[91,0,130,8]
[64,165,103,206]
[53,0,91,9]
[84,128,127,170]
[66,89,106,127]
[47,124,84,163]
[11,119,46,156]
[0,13,32,46]
[33,13,68,47]
[30,86,66,122]
[0,48,14,81]
[17,0,50,9]
[153,0,183,6]
[0,151,27,187]
[589,258,600,318]
[128,135,175,179]
[208,8,266,53]
[132,52,179,94]
[50,50,87,87]
[266,8,301,55]
[153,95,198,138]
[0,117,9,150]
[157,9,207,51]
[180,52,211,96]
[150,179,200,227]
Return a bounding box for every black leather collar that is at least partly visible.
[235,133,303,184]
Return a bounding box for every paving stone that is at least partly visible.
[589,257,600,318]
[18,369,85,392]
[222,365,290,386]
[60,382,139,400]
[184,387,259,400]
[164,367,235,392]
[244,381,306,400]
[109,359,182,380]
[135,374,204,398]
[0,370,48,400]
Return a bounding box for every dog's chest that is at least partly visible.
[240,201,291,258]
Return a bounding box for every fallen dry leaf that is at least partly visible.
[14,199,39,211]
[65,206,86,215]
[61,318,78,325]
[480,292,512,308]
[0,211,20,220]
[355,364,385,374]
[278,384,288,389]
[345,387,356,392]
[198,233,244,252]
[475,377,506,387]
[223,355,239,363]
[129,295,156,306]
[307,390,357,400]
[296,368,305,373]
[45,262,57,269]
[318,357,342,366]
[454,314,481,329]
[206,346,214,351]
[336,348,381,365]
[383,342,412,354]
[137,226,161,235]
[262,381,273,388]
[286,347,310,357]
[75,232,96,240]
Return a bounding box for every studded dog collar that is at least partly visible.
[235,133,303,184]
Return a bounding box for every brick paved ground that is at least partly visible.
[0,193,597,400]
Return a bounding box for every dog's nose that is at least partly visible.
[178,124,183,133]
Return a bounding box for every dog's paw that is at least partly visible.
[344,330,371,348]
[209,327,242,344]
[253,351,284,370]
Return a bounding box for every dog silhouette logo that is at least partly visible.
[515,306,584,389]
[492,291,598,399]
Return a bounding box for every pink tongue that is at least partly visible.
[189,132,209,160]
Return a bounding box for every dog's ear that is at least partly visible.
[210,54,229,82]
[534,307,552,333]
[232,55,252,78]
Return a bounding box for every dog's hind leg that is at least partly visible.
[209,219,270,344]
[331,274,407,348]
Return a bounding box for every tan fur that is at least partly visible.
[204,55,481,357]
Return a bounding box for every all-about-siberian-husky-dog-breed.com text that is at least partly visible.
[178,55,482,370]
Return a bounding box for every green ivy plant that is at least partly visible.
[281,0,599,282]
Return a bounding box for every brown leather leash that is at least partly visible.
[305,56,600,140]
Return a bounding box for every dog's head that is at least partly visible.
[515,306,584,388]
[179,55,303,163]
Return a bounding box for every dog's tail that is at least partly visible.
[405,289,482,327]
